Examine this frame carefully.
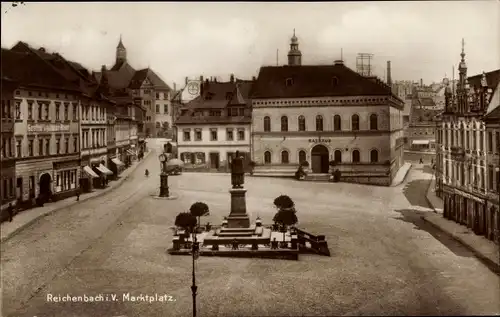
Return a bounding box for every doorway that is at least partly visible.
[39,173,52,197]
[311,145,329,173]
[209,152,220,169]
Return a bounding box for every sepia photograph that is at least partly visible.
[1,1,499,316]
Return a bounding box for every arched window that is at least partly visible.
[334,150,342,163]
[370,149,378,163]
[352,114,360,131]
[264,116,271,132]
[370,114,378,130]
[298,150,306,163]
[264,151,271,164]
[298,115,306,131]
[334,115,341,131]
[316,115,323,131]
[281,116,288,132]
[352,150,360,163]
[281,150,289,163]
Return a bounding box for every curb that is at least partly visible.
[391,163,412,187]
[421,215,500,275]
[1,151,153,244]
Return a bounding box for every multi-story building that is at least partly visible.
[405,98,441,152]
[391,80,415,100]
[175,75,254,170]
[1,77,18,216]
[2,48,82,206]
[436,40,500,243]
[95,37,171,138]
[484,106,500,242]
[250,32,405,185]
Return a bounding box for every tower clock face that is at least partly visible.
[187,82,200,96]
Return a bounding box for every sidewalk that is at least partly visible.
[422,181,500,273]
[0,150,153,244]
[391,162,412,186]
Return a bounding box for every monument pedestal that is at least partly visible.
[226,188,250,228]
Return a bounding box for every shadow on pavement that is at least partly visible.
[393,209,474,258]
[402,179,432,209]
[414,165,434,175]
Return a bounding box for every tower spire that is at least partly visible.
[287,29,301,66]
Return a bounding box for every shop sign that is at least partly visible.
[308,138,331,143]
[28,123,70,133]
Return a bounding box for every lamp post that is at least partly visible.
[191,224,199,317]
[158,154,169,197]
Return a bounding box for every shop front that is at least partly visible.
[52,159,80,201]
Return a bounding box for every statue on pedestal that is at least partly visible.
[231,151,245,189]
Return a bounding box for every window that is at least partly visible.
[352,114,360,131]
[65,138,69,154]
[237,129,245,141]
[298,150,306,164]
[488,165,494,190]
[264,151,271,164]
[466,130,470,149]
[487,132,493,152]
[334,150,342,163]
[195,129,202,141]
[264,116,271,132]
[210,129,218,141]
[315,115,323,131]
[281,150,289,163]
[332,77,339,86]
[38,139,43,156]
[155,122,161,128]
[55,103,60,120]
[334,115,341,131]
[44,104,49,120]
[226,92,233,100]
[45,139,50,155]
[56,138,60,154]
[64,104,68,120]
[73,137,78,152]
[286,78,293,86]
[28,140,33,156]
[38,103,42,120]
[156,105,160,113]
[479,131,484,151]
[370,114,378,130]
[164,104,168,114]
[27,102,33,120]
[370,149,378,163]
[15,101,21,119]
[156,92,160,99]
[280,116,288,132]
[298,115,306,131]
[16,140,21,157]
[1,138,6,157]
[352,150,360,163]
[496,132,500,153]
[226,128,234,141]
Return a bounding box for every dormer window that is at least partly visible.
[332,77,339,86]
[226,92,233,100]
[205,93,213,100]
[286,78,293,87]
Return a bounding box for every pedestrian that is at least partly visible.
[7,203,14,222]
[76,188,80,201]
[419,157,423,164]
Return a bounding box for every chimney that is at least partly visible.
[39,47,46,52]
[252,76,256,81]
[185,77,188,85]
[214,77,217,83]
[101,65,107,72]
[199,75,203,83]
[334,60,344,66]
[386,61,392,86]
[420,78,423,87]
[230,74,234,83]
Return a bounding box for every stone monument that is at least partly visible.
[227,151,250,228]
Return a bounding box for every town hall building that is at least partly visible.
[251,31,405,186]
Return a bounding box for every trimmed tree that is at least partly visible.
[273,195,295,211]
[273,209,298,242]
[175,212,197,237]
[189,202,210,230]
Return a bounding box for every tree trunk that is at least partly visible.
[283,229,286,242]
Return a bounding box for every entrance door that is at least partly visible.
[311,145,329,173]
[210,152,220,169]
[39,173,52,197]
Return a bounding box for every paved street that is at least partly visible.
[1,153,499,317]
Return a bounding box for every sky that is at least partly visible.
[1,1,499,89]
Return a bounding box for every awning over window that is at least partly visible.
[111,158,125,166]
[83,165,99,178]
[97,164,113,175]
[126,149,136,156]
[412,140,430,145]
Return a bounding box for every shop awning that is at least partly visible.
[97,164,114,175]
[83,165,99,178]
[126,149,136,156]
[412,140,430,145]
[111,158,125,166]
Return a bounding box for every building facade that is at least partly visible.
[484,102,500,243]
[250,32,405,185]
[1,77,18,216]
[176,75,254,171]
[2,49,83,207]
[436,40,500,243]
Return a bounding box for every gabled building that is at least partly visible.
[175,75,254,170]
[94,36,171,138]
[250,31,405,185]
[436,39,500,243]
[1,48,82,207]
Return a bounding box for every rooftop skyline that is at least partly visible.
[1,1,499,89]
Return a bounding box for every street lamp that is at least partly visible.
[191,222,200,317]
[158,154,169,197]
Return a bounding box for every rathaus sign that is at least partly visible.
[27,123,70,133]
